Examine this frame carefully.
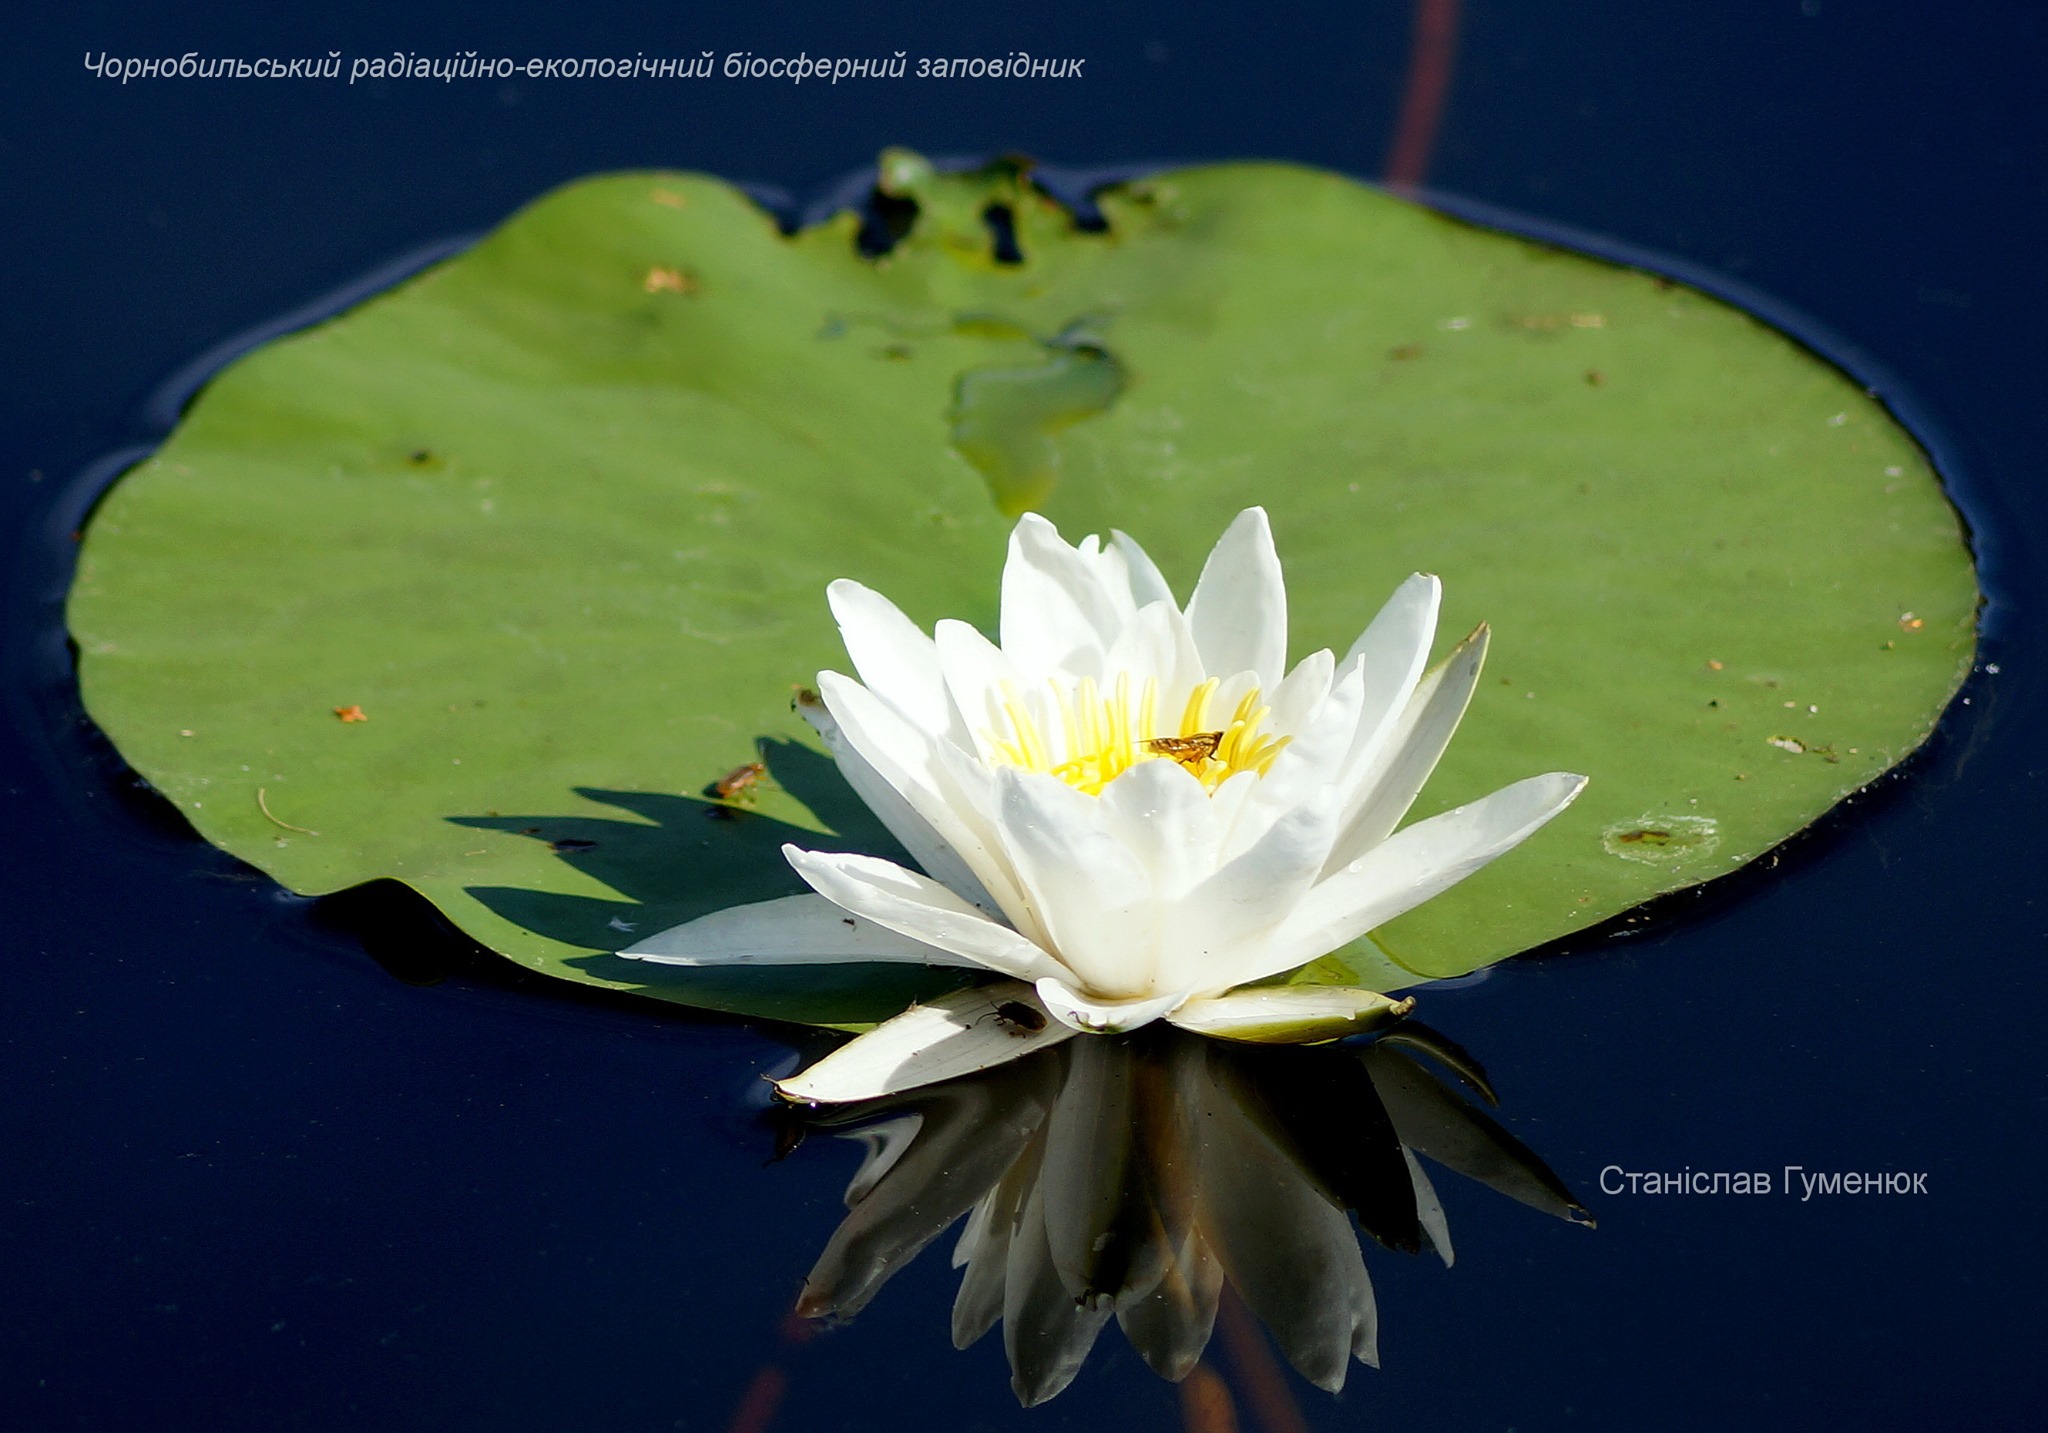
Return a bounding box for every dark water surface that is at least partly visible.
[4,3,2044,1428]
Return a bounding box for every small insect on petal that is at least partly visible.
[987,1000,1048,1036]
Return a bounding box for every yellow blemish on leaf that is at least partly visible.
[643,265,698,295]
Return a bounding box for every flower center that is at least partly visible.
[985,674,1289,796]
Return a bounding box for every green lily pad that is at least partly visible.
[67,151,1976,1026]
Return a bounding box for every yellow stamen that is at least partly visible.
[997,681,1050,771]
[983,672,1289,797]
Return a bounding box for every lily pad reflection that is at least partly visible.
[784,1023,1588,1406]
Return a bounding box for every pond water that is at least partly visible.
[5,4,2044,1429]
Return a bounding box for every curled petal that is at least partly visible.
[1366,1046,1593,1225]
[1404,1148,1455,1267]
[1166,986,1416,1044]
[1034,976,1187,1034]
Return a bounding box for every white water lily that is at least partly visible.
[623,508,1586,1102]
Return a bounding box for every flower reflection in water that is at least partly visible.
[782,1024,1590,1406]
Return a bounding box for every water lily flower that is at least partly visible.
[623,508,1585,1102]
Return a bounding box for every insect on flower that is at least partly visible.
[1141,730,1224,767]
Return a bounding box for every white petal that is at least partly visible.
[775,982,1077,1104]
[1108,529,1176,610]
[784,846,1067,984]
[1265,647,1335,736]
[1000,514,1124,681]
[926,739,1052,946]
[1101,599,1204,702]
[995,768,1159,997]
[1183,507,1287,688]
[1202,767,1262,849]
[932,617,1031,764]
[1338,572,1441,768]
[1034,976,1187,1034]
[1096,757,1223,908]
[826,579,959,740]
[1166,986,1416,1044]
[1219,658,1362,866]
[621,892,952,966]
[822,669,1044,922]
[799,686,1004,915]
[1159,790,1339,998]
[1257,771,1588,983]
[817,670,948,813]
[1080,541,1144,628]
[1326,623,1489,873]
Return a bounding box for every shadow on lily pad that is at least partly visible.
[450,739,974,1027]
